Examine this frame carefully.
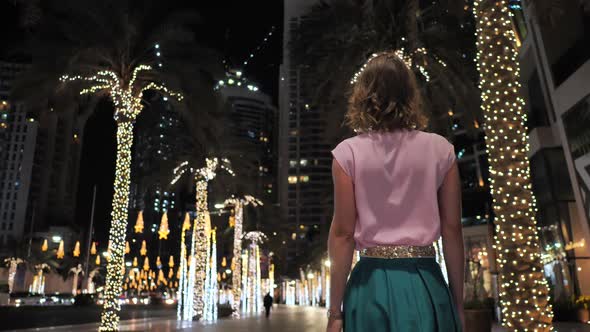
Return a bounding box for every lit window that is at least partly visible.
[289,160,297,168]
[300,159,308,167]
[291,233,297,240]
[299,175,309,183]
[288,176,298,184]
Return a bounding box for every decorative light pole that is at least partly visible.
[472,0,553,330]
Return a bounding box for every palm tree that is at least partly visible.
[171,158,234,320]
[10,1,223,330]
[291,0,481,142]
[471,0,552,330]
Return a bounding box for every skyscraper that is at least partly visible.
[279,0,331,275]
[0,60,89,251]
[217,69,277,206]
[0,61,38,247]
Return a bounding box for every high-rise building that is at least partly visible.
[130,97,190,220]
[217,69,277,206]
[0,60,86,251]
[517,1,590,296]
[0,62,38,247]
[279,0,332,275]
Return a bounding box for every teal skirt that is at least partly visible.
[343,257,461,332]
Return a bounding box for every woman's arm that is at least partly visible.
[328,159,357,320]
[438,162,465,326]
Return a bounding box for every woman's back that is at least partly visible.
[332,129,455,249]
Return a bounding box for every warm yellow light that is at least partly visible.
[134,211,144,233]
[158,212,170,240]
[41,239,48,252]
[56,240,65,259]
[140,240,147,256]
[73,241,81,257]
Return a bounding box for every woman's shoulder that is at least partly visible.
[414,130,453,147]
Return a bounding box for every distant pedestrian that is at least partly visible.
[263,292,273,318]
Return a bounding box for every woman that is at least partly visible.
[327,52,465,332]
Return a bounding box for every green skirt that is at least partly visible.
[343,257,461,332]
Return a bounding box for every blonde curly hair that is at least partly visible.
[346,52,427,133]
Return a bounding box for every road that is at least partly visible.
[9,305,328,332]
[6,305,590,332]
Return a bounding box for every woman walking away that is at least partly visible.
[326,52,465,332]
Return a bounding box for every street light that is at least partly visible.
[324,260,331,268]
[214,203,225,209]
[52,235,62,243]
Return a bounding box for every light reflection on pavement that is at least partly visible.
[11,305,328,332]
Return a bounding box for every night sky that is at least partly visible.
[0,1,283,242]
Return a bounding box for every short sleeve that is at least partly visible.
[438,141,456,187]
[331,140,355,178]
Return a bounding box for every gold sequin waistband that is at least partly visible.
[360,245,436,259]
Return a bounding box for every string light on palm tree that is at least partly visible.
[472,0,552,330]
[222,195,263,318]
[60,63,182,331]
[171,158,234,321]
[70,264,84,295]
[243,231,267,314]
[4,258,24,294]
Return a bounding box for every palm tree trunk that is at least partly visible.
[472,0,553,330]
[190,180,209,320]
[99,121,134,332]
[231,202,244,317]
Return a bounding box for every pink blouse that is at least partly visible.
[331,130,456,249]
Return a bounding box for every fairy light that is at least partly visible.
[70,264,83,295]
[4,258,23,294]
[241,251,248,314]
[173,158,234,321]
[134,211,144,233]
[56,240,65,259]
[472,1,553,330]
[143,257,150,271]
[61,64,182,332]
[73,241,81,257]
[203,228,218,322]
[223,195,263,318]
[243,232,266,314]
[178,213,190,320]
[350,48,445,85]
[158,212,170,240]
[140,240,147,256]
